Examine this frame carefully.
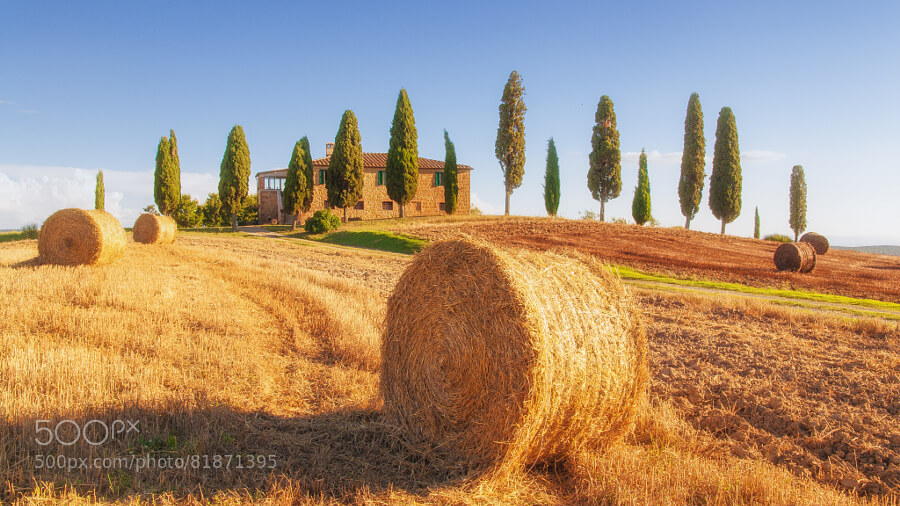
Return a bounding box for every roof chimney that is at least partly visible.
[325,142,334,157]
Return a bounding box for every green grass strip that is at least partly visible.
[312,230,427,255]
[613,265,900,312]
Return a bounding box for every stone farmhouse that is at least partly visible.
[256,143,472,224]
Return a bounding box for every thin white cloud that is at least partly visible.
[622,150,683,165]
[18,109,39,114]
[0,99,15,105]
[0,165,222,229]
[741,150,786,163]
[470,192,503,215]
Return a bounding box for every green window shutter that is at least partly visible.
[378,170,384,185]
[319,170,325,185]
[435,171,443,186]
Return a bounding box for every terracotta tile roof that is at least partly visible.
[256,153,471,177]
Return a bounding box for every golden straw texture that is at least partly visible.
[38,208,126,266]
[381,239,648,473]
[132,214,177,244]
[799,232,829,255]
[774,242,817,273]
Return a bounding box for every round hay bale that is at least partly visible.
[774,241,817,273]
[132,214,177,244]
[800,232,829,255]
[38,208,125,266]
[381,239,648,472]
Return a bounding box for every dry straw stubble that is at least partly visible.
[799,232,829,255]
[381,238,649,474]
[133,213,177,244]
[774,241,817,273]
[37,208,126,266]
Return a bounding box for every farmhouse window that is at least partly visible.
[354,201,365,210]
[439,202,446,211]
[318,170,326,185]
[264,177,285,191]
[382,201,394,211]
[434,171,443,186]
[377,170,385,185]
[414,202,421,211]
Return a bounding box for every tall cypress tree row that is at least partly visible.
[754,206,761,239]
[386,89,418,218]
[544,138,560,216]
[218,125,251,232]
[327,110,364,223]
[789,165,807,241]
[587,95,621,221]
[495,70,526,216]
[632,149,651,225]
[95,170,105,211]
[679,93,705,229]
[283,137,312,229]
[709,107,742,234]
[169,129,181,208]
[443,130,459,215]
[154,136,179,215]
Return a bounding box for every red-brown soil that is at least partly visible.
[394,218,900,303]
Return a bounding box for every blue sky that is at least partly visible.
[2,1,898,244]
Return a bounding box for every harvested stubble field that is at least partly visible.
[1,232,898,504]
[386,216,900,303]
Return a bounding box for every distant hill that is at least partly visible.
[833,245,900,256]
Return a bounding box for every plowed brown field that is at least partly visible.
[391,217,900,303]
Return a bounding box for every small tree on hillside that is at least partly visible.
[300,136,314,212]
[327,110,364,222]
[789,164,807,241]
[172,194,202,228]
[632,149,651,225]
[283,137,312,230]
[201,193,225,227]
[218,125,251,232]
[495,70,526,215]
[95,170,105,211]
[709,107,742,234]
[754,206,760,239]
[154,136,180,215]
[588,95,622,221]
[443,130,459,215]
[679,92,705,229]
[386,89,419,217]
[544,138,560,216]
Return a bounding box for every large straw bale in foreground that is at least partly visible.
[774,241,817,273]
[799,232,829,255]
[382,239,649,472]
[38,208,125,266]
[132,214,177,244]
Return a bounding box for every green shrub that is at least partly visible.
[21,224,38,239]
[304,209,342,234]
[764,233,792,243]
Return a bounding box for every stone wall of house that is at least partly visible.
[258,166,471,224]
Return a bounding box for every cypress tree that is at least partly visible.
[679,93,705,229]
[632,149,651,225]
[709,107,742,234]
[327,110,364,223]
[300,136,314,212]
[218,125,251,232]
[154,136,179,215]
[544,138,560,216]
[443,130,459,215]
[754,206,761,239]
[789,165,807,241]
[386,89,418,218]
[495,70,526,215]
[169,129,181,208]
[283,137,312,230]
[587,95,621,221]
[95,170,105,211]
